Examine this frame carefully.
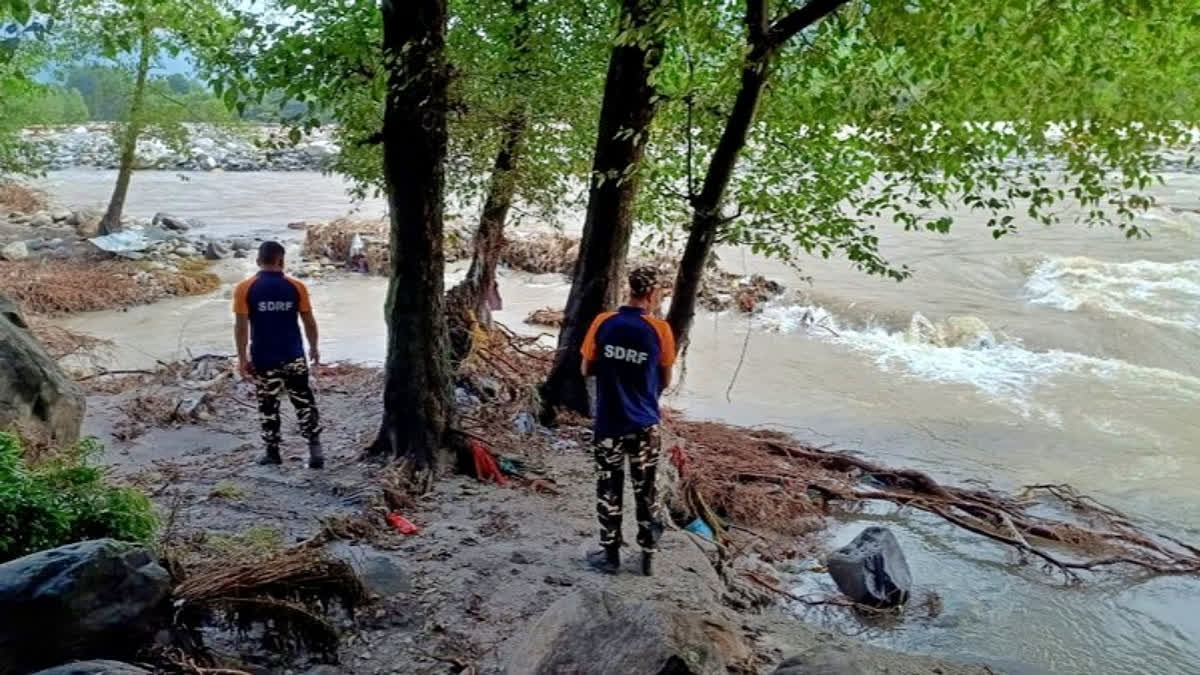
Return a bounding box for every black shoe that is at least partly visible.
[641,551,653,576]
[258,447,282,465]
[586,548,620,575]
[308,439,324,469]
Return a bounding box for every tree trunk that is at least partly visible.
[666,0,849,352]
[447,0,531,329]
[666,54,771,352]
[367,0,452,474]
[539,0,664,419]
[98,21,153,236]
[458,114,526,323]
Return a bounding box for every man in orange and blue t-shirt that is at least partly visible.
[580,266,676,576]
[233,241,324,468]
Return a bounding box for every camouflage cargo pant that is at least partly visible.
[594,426,665,552]
[254,357,322,447]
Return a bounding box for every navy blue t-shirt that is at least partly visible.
[233,270,311,369]
[581,307,676,438]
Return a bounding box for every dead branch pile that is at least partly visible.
[500,232,578,275]
[0,181,46,213]
[664,419,1200,583]
[524,307,564,328]
[172,545,367,657]
[0,259,219,315]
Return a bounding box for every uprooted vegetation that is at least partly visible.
[303,218,790,314]
[0,182,47,213]
[0,258,220,315]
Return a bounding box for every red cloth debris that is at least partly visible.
[386,512,419,535]
[470,439,508,486]
[669,444,688,474]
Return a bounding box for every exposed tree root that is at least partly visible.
[665,420,1200,584]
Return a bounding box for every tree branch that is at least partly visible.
[766,0,849,49]
[746,0,768,46]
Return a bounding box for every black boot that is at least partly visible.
[641,551,653,576]
[586,546,620,575]
[257,445,282,465]
[307,437,324,469]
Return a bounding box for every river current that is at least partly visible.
[38,168,1200,674]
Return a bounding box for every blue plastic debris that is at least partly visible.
[685,518,714,541]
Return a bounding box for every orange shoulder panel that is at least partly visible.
[232,278,254,315]
[287,276,312,313]
[580,311,618,362]
[643,316,677,367]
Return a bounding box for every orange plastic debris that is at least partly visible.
[469,439,507,486]
[386,512,419,535]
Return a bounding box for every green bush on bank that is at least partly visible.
[0,432,157,563]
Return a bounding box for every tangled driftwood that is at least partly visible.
[665,420,1200,583]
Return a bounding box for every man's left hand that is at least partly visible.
[309,348,321,366]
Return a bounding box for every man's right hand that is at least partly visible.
[238,357,255,379]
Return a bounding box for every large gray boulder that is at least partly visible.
[31,661,152,675]
[0,295,86,444]
[503,588,747,675]
[826,527,912,608]
[0,540,170,675]
[773,645,867,675]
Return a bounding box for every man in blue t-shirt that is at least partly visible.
[233,241,324,468]
[580,266,676,575]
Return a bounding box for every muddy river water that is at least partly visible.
[39,168,1200,674]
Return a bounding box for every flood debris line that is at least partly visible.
[0,259,220,315]
[663,419,1200,583]
[302,219,789,314]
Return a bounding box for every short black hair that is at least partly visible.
[258,240,285,265]
[628,265,659,299]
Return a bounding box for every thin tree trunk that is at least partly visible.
[458,113,526,324]
[539,0,664,419]
[99,20,153,236]
[367,0,452,475]
[666,56,771,351]
[666,0,849,353]
[449,0,532,327]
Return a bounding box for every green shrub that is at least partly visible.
[0,432,157,563]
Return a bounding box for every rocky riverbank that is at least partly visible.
[21,124,338,172]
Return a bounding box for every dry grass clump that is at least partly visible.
[157,259,220,296]
[524,307,564,328]
[170,543,367,659]
[0,260,157,314]
[0,259,220,315]
[500,231,578,274]
[26,317,113,363]
[0,182,47,213]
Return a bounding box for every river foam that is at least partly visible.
[1024,256,1200,331]
[754,301,1200,422]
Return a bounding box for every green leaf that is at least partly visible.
[11,0,31,25]
[288,127,301,145]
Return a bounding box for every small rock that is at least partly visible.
[1,241,29,261]
[204,241,231,261]
[30,213,54,228]
[543,575,574,587]
[152,212,190,232]
[509,551,537,565]
[51,210,73,223]
[229,238,254,252]
[287,221,308,230]
[234,250,248,259]
[326,542,410,598]
[826,526,911,608]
